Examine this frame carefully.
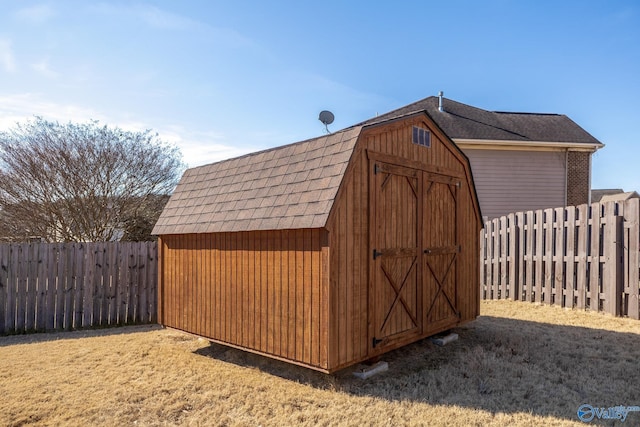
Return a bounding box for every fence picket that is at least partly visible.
[565,207,576,308]
[604,203,623,316]
[490,218,499,299]
[479,227,487,299]
[515,212,524,301]
[534,210,544,303]
[24,243,37,331]
[36,243,48,331]
[138,243,149,323]
[0,245,7,334]
[148,243,158,323]
[624,199,640,319]
[589,204,601,311]
[16,244,28,333]
[82,243,95,327]
[129,243,140,323]
[45,244,57,330]
[94,244,106,326]
[576,204,589,309]
[553,207,566,307]
[107,242,118,325]
[507,213,518,300]
[499,216,508,299]
[524,211,534,302]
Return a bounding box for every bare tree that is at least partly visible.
[0,117,185,242]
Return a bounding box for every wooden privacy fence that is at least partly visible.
[480,199,640,319]
[0,241,157,335]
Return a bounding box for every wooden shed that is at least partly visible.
[152,111,482,373]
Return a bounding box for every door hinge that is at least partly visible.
[373,249,383,260]
[372,337,383,348]
[374,163,381,174]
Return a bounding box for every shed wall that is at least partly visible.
[158,229,330,370]
[326,115,480,370]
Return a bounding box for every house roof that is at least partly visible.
[152,126,361,235]
[599,191,640,202]
[362,96,603,145]
[591,188,624,203]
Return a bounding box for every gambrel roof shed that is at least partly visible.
[154,111,482,373]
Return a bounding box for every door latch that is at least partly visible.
[372,337,383,348]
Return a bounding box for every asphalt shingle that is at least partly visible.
[361,96,602,144]
[152,127,361,235]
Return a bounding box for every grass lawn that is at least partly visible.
[1,300,639,426]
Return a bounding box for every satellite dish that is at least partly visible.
[319,110,334,125]
[319,110,334,133]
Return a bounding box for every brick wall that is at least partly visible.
[566,151,591,206]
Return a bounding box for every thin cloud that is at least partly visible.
[90,2,255,48]
[155,125,258,167]
[0,93,106,129]
[14,4,55,24]
[0,93,252,167]
[91,3,199,31]
[31,58,59,79]
[0,39,17,73]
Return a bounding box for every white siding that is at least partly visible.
[462,149,566,219]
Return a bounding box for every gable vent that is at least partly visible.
[412,126,431,148]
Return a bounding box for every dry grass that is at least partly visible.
[1,300,639,426]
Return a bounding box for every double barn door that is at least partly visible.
[370,157,461,351]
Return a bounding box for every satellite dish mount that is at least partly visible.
[318,110,334,134]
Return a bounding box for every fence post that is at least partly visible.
[604,207,624,316]
[624,199,640,319]
[507,213,519,301]
[500,216,508,299]
[0,244,7,334]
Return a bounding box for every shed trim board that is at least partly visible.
[155,111,482,372]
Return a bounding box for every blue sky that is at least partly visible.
[0,1,638,191]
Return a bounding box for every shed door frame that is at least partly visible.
[368,151,462,353]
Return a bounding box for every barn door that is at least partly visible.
[370,160,422,350]
[423,175,461,333]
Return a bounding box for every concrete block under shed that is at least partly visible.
[352,361,389,379]
[430,332,459,346]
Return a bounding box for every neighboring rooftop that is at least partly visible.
[591,189,640,203]
[591,189,624,203]
[361,96,603,145]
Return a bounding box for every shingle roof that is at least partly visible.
[362,96,602,145]
[152,126,361,235]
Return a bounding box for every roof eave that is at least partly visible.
[453,138,604,152]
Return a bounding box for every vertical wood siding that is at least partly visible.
[159,229,329,371]
[326,115,481,370]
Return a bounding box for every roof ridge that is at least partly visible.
[492,110,562,116]
[188,124,361,171]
